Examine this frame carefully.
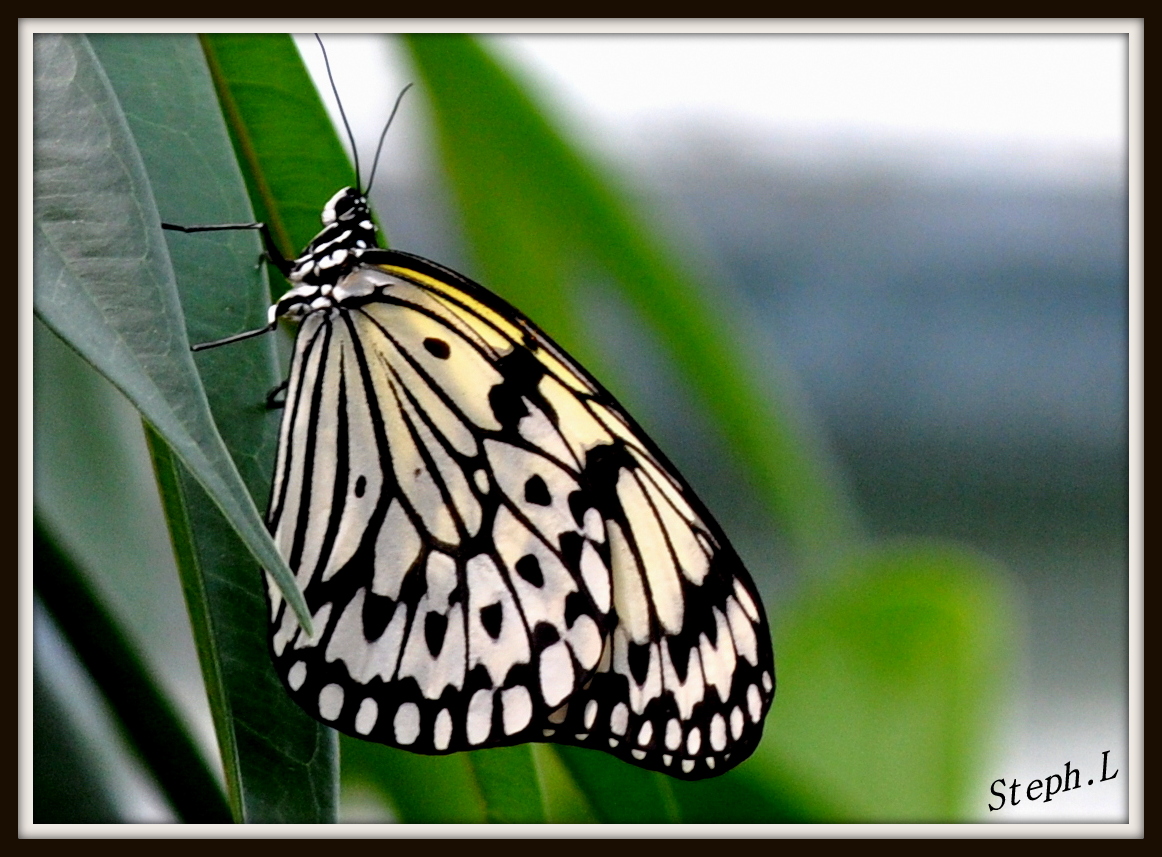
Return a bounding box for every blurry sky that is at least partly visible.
[295,32,1127,185]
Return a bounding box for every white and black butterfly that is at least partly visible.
[170,55,774,781]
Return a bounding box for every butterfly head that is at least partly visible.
[287,187,380,287]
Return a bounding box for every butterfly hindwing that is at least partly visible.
[264,249,774,778]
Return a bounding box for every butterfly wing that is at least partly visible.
[265,250,774,779]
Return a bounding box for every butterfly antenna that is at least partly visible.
[365,83,414,195]
[315,34,362,189]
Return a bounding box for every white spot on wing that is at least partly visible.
[762,670,773,693]
[681,759,695,773]
[660,640,706,721]
[613,632,663,715]
[637,721,653,747]
[726,596,759,666]
[466,689,493,745]
[747,684,762,722]
[539,641,574,707]
[425,552,457,613]
[500,686,532,735]
[318,683,344,721]
[581,509,605,545]
[686,727,702,755]
[394,702,420,745]
[610,702,629,736]
[579,541,611,615]
[272,605,298,657]
[294,602,333,650]
[608,522,650,645]
[665,718,681,751]
[434,708,453,750]
[565,613,603,672]
[287,661,307,690]
[710,713,727,751]
[699,607,738,704]
[584,700,598,730]
[642,474,709,586]
[733,578,761,623]
[354,698,378,735]
[730,706,744,740]
[631,749,646,760]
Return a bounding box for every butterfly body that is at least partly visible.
[238,186,774,779]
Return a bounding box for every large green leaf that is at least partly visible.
[32,33,309,632]
[760,542,1014,820]
[78,33,339,822]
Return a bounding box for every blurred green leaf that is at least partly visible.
[33,630,126,823]
[760,541,1014,821]
[34,517,230,822]
[553,746,680,823]
[402,34,861,570]
[466,745,546,823]
[340,737,487,823]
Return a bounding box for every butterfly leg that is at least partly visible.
[265,378,288,410]
[162,220,293,277]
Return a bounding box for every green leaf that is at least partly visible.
[759,541,1015,821]
[553,746,680,823]
[82,33,338,822]
[198,34,358,259]
[340,737,487,823]
[465,745,546,823]
[32,32,310,633]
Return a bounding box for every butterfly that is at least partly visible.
[169,55,774,781]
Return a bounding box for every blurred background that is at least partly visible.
[33,31,1130,823]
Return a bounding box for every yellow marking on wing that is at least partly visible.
[375,264,526,344]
